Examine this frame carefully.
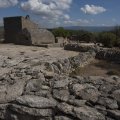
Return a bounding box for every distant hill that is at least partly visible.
[64,26,115,32]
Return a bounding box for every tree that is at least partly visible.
[52,27,69,38]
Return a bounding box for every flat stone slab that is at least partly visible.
[16,95,57,108]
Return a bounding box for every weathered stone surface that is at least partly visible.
[106,117,115,120]
[1,44,120,120]
[97,97,118,109]
[53,79,69,89]
[107,110,120,120]
[71,83,100,102]
[0,104,8,120]
[95,105,107,115]
[9,104,53,117]
[0,80,25,103]
[24,79,43,93]
[57,103,105,120]
[112,89,120,104]
[64,43,96,52]
[16,95,57,108]
[53,89,70,102]
[96,48,120,63]
[68,99,86,107]
[55,116,72,120]
[57,103,74,115]
[73,106,105,120]
[4,16,55,45]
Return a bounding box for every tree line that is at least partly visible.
[51,26,120,48]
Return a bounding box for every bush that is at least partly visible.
[98,32,117,47]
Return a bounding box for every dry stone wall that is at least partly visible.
[0,49,120,120]
[64,43,120,64]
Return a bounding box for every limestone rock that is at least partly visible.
[72,83,100,102]
[97,97,118,109]
[24,79,43,93]
[9,104,53,117]
[55,116,72,120]
[57,103,73,115]
[68,99,86,107]
[16,95,57,108]
[53,89,70,102]
[112,89,120,104]
[73,106,105,120]
[107,110,120,120]
[53,79,69,89]
[0,80,25,103]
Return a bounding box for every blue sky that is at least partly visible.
[0,0,120,28]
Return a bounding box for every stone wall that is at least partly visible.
[0,65,120,120]
[64,43,97,52]
[0,45,120,120]
[4,16,22,43]
[64,43,120,64]
[4,16,55,45]
[96,48,120,63]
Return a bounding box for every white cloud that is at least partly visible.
[21,0,72,19]
[81,4,106,15]
[64,14,70,20]
[0,0,18,8]
[20,0,72,27]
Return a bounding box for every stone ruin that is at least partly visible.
[4,16,55,45]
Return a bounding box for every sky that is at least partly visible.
[0,0,120,28]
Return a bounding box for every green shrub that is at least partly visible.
[98,32,117,47]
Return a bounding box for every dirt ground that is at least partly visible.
[71,59,120,77]
[0,43,79,63]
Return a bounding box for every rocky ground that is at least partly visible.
[0,44,120,120]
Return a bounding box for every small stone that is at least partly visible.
[44,71,54,79]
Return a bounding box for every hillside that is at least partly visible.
[64,26,114,32]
